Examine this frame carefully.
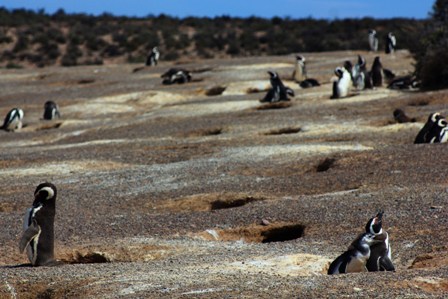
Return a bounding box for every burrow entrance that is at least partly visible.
[200,222,305,243]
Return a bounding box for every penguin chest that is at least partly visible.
[345,253,369,273]
[6,118,22,131]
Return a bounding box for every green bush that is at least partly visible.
[413,0,448,90]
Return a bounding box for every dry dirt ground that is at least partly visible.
[0,50,447,298]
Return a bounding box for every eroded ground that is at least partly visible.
[0,50,447,298]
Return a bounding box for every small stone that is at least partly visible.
[261,219,271,226]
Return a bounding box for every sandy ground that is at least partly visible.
[0,50,447,298]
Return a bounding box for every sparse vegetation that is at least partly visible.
[412,0,448,90]
[0,7,426,67]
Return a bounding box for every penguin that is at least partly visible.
[388,75,418,90]
[385,32,396,54]
[292,55,306,82]
[292,55,321,88]
[43,101,61,120]
[299,79,320,88]
[365,212,395,272]
[146,46,160,66]
[414,112,444,144]
[352,55,372,90]
[161,68,191,85]
[368,29,378,52]
[330,67,351,99]
[328,233,376,274]
[19,183,60,266]
[428,118,448,143]
[393,108,416,123]
[1,108,24,132]
[371,56,383,87]
[260,71,294,103]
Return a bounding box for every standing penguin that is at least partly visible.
[353,55,373,90]
[328,233,376,274]
[292,55,321,88]
[414,112,444,144]
[365,212,395,272]
[368,29,379,52]
[43,101,61,120]
[330,67,351,99]
[371,56,383,87]
[19,183,59,266]
[385,32,396,54]
[292,55,307,82]
[1,108,24,132]
[260,71,294,103]
[146,46,160,66]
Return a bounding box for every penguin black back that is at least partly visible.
[371,56,383,87]
[414,112,444,144]
[43,101,60,120]
[328,233,375,274]
[19,182,58,266]
[1,108,24,131]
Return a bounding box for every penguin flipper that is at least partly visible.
[379,256,395,271]
[328,253,348,274]
[19,219,40,253]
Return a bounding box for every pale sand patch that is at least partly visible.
[223,63,292,70]
[227,254,331,277]
[221,144,372,161]
[63,91,193,116]
[302,122,421,136]
[0,160,132,177]
[167,100,259,117]
[222,80,270,96]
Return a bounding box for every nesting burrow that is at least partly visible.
[408,99,430,106]
[34,122,63,131]
[59,244,172,264]
[409,247,448,270]
[264,127,302,136]
[184,127,223,137]
[77,78,95,84]
[198,222,306,243]
[205,85,227,96]
[154,193,270,212]
[256,102,292,110]
[315,157,337,172]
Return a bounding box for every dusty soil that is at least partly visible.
[0,50,447,298]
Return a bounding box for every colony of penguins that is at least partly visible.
[1,29,446,273]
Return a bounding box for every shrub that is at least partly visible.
[413,0,448,90]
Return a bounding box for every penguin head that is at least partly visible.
[357,55,366,67]
[33,182,57,207]
[429,112,442,123]
[365,211,383,235]
[437,118,448,128]
[296,55,305,62]
[334,67,344,78]
[393,108,404,118]
[362,233,376,246]
[343,61,353,72]
[368,29,376,35]
[372,56,382,67]
[153,46,159,53]
[267,71,278,79]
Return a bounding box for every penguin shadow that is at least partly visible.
[256,101,292,110]
[20,121,64,132]
[329,93,360,100]
[2,260,66,268]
